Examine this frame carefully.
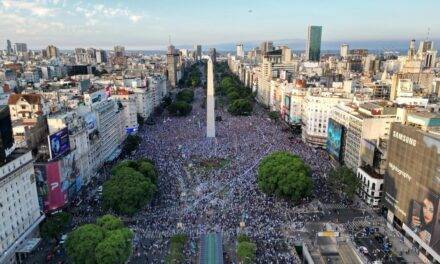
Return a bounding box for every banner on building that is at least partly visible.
[48,127,70,160]
[326,118,343,162]
[44,161,67,212]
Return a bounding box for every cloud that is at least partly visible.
[74,3,143,23]
[129,15,142,23]
[1,0,56,17]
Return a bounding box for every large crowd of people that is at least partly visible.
[127,87,341,263]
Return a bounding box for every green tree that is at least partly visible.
[162,96,172,107]
[137,160,157,184]
[227,91,240,101]
[167,101,193,116]
[66,216,132,264]
[257,151,313,202]
[268,111,279,121]
[237,234,251,243]
[165,234,187,264]
[236,235,256,264]
[137,114,144,126]
[328,166,361,201]
[176,89,194,103]
[96,215,124,231]
[40,211,71,240]
[103,167,156,215]
[228,99,253,116]
[95,228,133,264]
[123,135,140,154]
[66,224,105,264]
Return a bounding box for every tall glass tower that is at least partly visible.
[306,26,322,61]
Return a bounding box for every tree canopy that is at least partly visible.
[182,64,202,88]
[176,89,195,103]
[328,166,361,201]
[40,211,71,240]
[122,135,140,154]
[165,234,188,264]
[66,215,133,264]
[167,101,193,116]
[103,159,157,215]
[228,99,253,116]
[236,235,256,264]
[257,151,313,202]
[268,111,279,121]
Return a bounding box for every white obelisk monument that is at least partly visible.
[206,58,215,138]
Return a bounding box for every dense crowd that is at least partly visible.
[127,87,341,263]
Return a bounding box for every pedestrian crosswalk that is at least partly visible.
[321,203,349,210]
[345,219,382,231]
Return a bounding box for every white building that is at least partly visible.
[301,89,351,146]
[357,166,384,207]
[0,150,44,264]
[133,87,154,119]
[89,98,125,167]
[47,110,92,185]
[340,44,349,58]
[236,43,244,59]
[113,91,139,133]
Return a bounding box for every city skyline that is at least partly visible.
[0,0,439,50]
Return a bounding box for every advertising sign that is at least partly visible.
[34,164,48,210]
[44,161,67,211]
[84,112,97,133]
[48,127,70,160]
[360,139,375,166]
[326,118,343,161]
[60,152,81,200]
[384,123,440,254]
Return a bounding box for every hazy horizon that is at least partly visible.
[0,0,438,50]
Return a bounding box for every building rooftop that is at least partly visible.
[8,93,42,105]
[407,111,440,128]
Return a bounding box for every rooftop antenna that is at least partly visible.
[168,35,171,45]
[427,27,430,41]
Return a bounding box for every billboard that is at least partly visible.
[34,164,48,210]
[326,118,343,161]
[0,106,13,161]
[360,139,376,166]
[60,152,81,199]
[384,123,440,255]
[84,112,97,133]
[35,161,67,212]
[48,127,70,160]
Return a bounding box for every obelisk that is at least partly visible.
[206,58,215,138]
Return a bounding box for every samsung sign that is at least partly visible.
[392,131,417,147]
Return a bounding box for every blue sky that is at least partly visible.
[0,0,439,50]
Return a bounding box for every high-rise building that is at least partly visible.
[46,45,59,59]
[383,114,440,263]
[407,39,417,60]
[167,45,179,88]
[340,44,349,58]
[236,43,244,58]
[96,49,107,63]
[209,48,217,64]
[194,44,202,60]
[13,43,27,54]
[260,41,273,54]
[6,40,12,55]
[306,25,322,61]
[0,106,13,162]
[114,45,125,57]
[0,149,44,264]
[75,48,88,64]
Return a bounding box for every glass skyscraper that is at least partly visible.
[306,25,322,61]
